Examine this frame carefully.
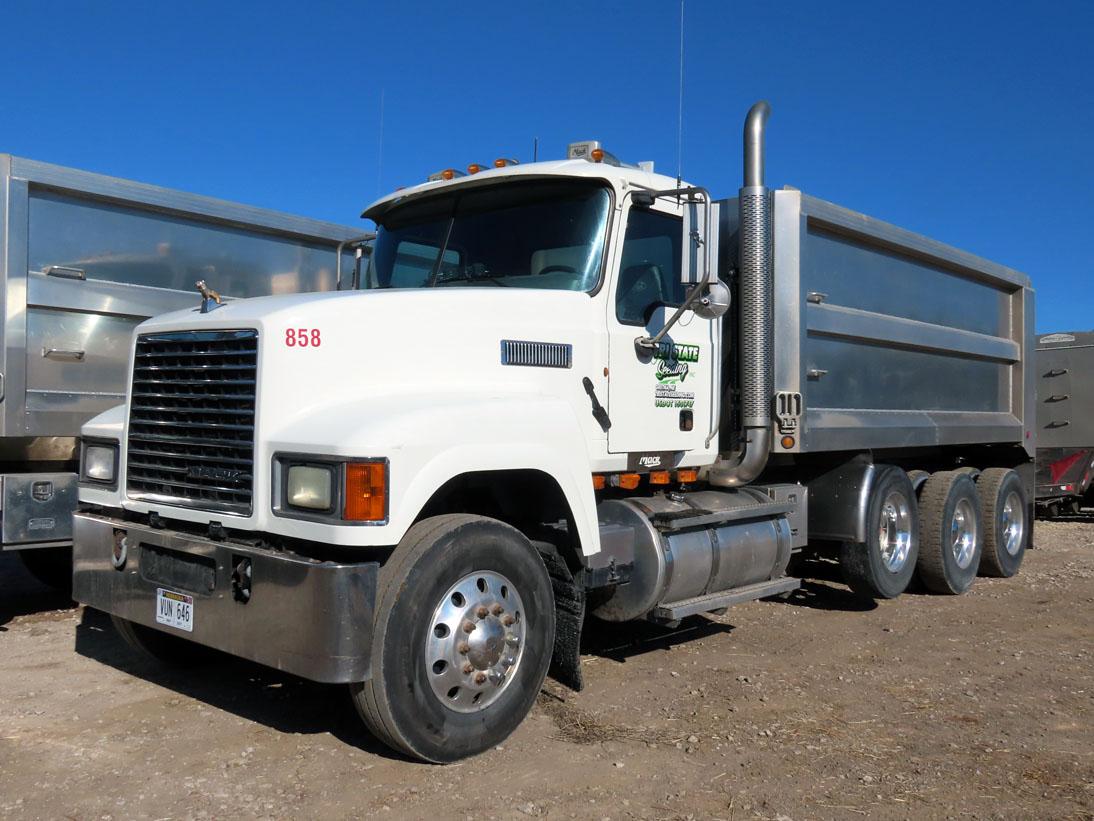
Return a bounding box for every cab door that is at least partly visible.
[605,200,718,459]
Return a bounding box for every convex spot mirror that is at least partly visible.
[693,279,731,320]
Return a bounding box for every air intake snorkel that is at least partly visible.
[709,101,774,488]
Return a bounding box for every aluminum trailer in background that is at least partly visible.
[1036,331,1094,515]
[0,154,367,588]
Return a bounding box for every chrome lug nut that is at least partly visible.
[474,672,487,685]
[476,605,489,619]
[457,641,470,654]
[462,620,476,634]
[491,603,504,616]
[502,614,515,626]
[462,662,474,674]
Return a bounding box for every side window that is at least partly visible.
[616,208,685,325]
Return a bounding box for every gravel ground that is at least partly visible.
[1,518,1092,820]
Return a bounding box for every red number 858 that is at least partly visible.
[285,329,321,347]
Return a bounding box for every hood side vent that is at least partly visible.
[500,340,573,369]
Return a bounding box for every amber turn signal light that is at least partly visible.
[649,471,671,485]
[675,468,699,483]
[614,473,641,490]
[592,474,606,490]
[344,461,387,521]
[781,435,796,449]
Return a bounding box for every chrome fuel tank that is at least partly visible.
[591,488,795,622]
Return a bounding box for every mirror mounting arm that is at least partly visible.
[634,280,709,353]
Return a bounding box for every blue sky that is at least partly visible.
[2,0,1091,331]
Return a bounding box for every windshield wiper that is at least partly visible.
[434,271,510,287]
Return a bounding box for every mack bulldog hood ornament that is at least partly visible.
[195,279,223,313]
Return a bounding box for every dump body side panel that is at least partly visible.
[760,190,1032,456]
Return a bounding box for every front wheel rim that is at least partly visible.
[424,570,526,713]
[1001,490,1025,556]
[950,498,978,569]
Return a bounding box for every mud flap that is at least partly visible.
[534,544,585,692]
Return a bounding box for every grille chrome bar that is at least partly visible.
[500,339,573,369]
[126,329,258,515]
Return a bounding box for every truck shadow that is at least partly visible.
[582,616,735,664]
[0,552,76,630]
[72,607,414,762]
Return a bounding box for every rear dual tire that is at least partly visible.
[976,468,1028,578]
[916,471,983,594]
[840,466,919,599]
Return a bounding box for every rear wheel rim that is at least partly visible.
[950,498,978,569]
[425,570,526,713]
[878,491,913,572]
[1001,490,1025,556]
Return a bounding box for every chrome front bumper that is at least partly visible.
[72,511,378,683]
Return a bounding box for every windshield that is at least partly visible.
[364,179,612,291]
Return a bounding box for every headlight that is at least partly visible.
[82,442,118,484]
[286,465,334,510]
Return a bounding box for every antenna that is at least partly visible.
[533,136,539,162]
[376,89,385,198]
[676,0,685,187]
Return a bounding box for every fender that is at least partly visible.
[265,392,602,555]
[806,455,877,544]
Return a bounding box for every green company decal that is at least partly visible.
[653,342,699,384]
[652,342,699,407]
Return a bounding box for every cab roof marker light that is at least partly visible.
[427,168,466,182]
[493,158,519,168]
[467,163,487,175]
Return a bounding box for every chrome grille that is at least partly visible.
[127,329,258,514]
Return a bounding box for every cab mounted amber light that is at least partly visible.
[343,461,388,521]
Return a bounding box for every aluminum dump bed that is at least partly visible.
[722,189,1034,457]
[0,154,366,549]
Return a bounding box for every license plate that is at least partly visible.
[155,588,194,632]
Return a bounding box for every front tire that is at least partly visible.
[839,466,919,599]
[976,468,1028,577]
[351,514,555,762]
[916,471,983,594]
[110,615,214,665]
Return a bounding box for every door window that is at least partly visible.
[616,208,685,326]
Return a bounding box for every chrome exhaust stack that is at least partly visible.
[710,101,774,488]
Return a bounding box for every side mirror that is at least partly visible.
[681,199,720,285]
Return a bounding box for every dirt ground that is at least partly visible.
[1,518,1092,821]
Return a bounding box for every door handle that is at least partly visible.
[45,265,86,280]
[43,348,86,361]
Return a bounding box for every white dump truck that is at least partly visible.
[72,103,1035,762]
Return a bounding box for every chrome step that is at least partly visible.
[652,576,800,621]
